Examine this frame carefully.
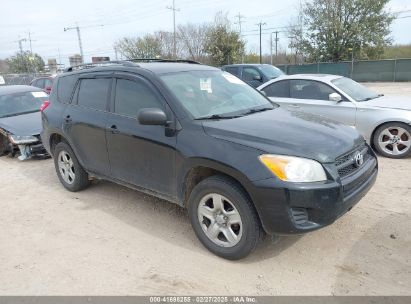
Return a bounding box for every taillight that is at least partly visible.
[40,100,50,112]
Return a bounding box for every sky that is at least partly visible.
[0,0,410,67]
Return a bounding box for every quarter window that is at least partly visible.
[77,78,110,111]
[114,78,163,117]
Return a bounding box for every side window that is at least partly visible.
[57,75,78,104]
[242,68,261,82]
[224,66,240,77]
[262,81,289,98]
[44,78,53,88]
[77,78,110,111]
[34,79,44,89]
[114,78,163,117]
[290,80,337,101]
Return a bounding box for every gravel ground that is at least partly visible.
[0,83,410,296]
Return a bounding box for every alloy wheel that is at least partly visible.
[378,126,411,156]
[58,151,76,184]
[197,193,243,247]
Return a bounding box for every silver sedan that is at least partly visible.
[258,74,411,158]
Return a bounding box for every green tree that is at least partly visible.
[6,51,45,73]
[115,34,162,59]
[203,12,245,66]
[295,0,394,62]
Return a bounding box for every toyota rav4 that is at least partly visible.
[41,60,378,260]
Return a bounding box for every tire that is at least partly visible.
[188,175,263,260]
[0,134,10,156]
[373,122,411,159]
[53,142,90,192]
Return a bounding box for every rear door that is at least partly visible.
[62,73,112,176]
[106,73,176,196]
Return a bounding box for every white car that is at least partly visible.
[258,74,411,158]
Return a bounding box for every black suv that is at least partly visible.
[41,60,378,260]
[221,64,284,88]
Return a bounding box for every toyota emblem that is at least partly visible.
[354,152,364,167]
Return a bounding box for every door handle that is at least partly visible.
[64,115,72,123]
[109,125,119,134]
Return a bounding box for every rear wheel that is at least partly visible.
[53,142,90,191]
[373,123,411,158]
[188,175,263,260]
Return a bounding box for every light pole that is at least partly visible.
[270,31,279,65]
[64,23,84,63]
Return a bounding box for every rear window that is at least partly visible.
[57,75,78,104]
[77,78,110,111]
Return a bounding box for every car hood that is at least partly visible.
[363,95,411,111]
[0,111,42,136]
[202,107,364,163]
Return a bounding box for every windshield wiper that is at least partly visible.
[361,96,380,101]
[241,107,273,116]
[195,114,242,120]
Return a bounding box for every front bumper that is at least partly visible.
[249,156,378,235]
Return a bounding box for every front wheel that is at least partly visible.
[188,175,263,260]
[53,142,90,192]
[0,134,10,156]
[373,123,411,158]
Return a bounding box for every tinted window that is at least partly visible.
[57,75,78,104]
[262,81,289,97]
[224,66,240,77]
[290,80,336,101]
[77,78,110,111]
[114,79,163,117]
[242,67,261,82]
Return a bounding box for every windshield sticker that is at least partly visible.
[200,78,212,93]
[31,91,48,98]
[222,72,245,85]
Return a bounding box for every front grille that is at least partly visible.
[335,145,371,178]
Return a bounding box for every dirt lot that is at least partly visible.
[0,83,410,296]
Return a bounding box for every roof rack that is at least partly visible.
[64,60,137,72]
[64,58,201,73]
[128,58,201,64]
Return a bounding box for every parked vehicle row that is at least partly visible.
[2,60,410,259]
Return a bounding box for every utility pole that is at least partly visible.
[27,31,33,54]
[64,23,84,63]
[166,0,180,59]
[17,37,27,54]
[270,31,279,65]
[256,22,266,64]
[234,13,245,63]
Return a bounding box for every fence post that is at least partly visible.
[393,59,397,82]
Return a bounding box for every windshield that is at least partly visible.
[332,77,379,101]
[0,91,47,118]
[160,70,275,119]
[258,65,285,79]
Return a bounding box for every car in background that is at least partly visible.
[221,64,284,88]
[30,76,55,94]
[258,74,411,159]
[0,85,49,160]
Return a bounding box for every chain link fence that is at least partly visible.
[0,73,52,86]
[277,59,411,82]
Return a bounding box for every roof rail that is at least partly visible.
[64,60,138,72]
[128,58,201,64]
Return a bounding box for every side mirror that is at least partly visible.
[260,90,267,97]
[329,93,342,102]
[253,75,263,81]
[138,108,168,126]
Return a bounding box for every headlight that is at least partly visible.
[8,135,39,145]
[259,154,327,183]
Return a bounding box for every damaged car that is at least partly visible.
[0,85,49,160]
